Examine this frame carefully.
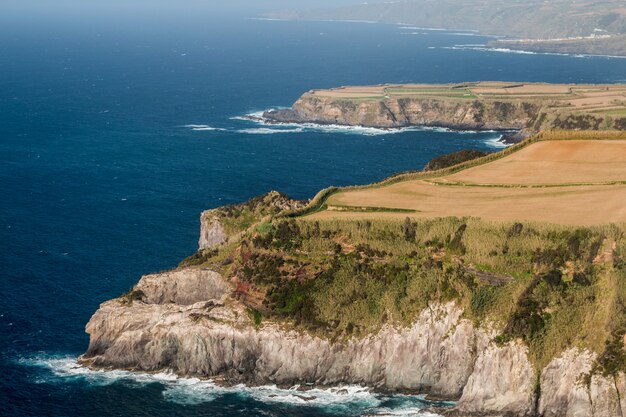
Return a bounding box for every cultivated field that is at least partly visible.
[309,82,626,115]
[442,140,626,185]
[308,138,626,225]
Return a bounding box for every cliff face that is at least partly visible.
[265,94,537,131]
[82,270,479,395]
[264,84,626,136]
[199,214,228,250]
[80,266,626,417]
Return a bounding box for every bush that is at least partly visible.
[119,288,145,306]
[424,149,489,171]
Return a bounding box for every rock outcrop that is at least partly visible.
[198,191,306,250]
[538,348,626,417]
[134,269,229,305]
[80,266,626,417]
[457,341,536,416]
[262,84,626,137]
[199,213,228,250]
[81,272,480,396]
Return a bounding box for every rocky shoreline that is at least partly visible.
[262,94,541,144]
[259,108,525,146]
[79,207,626,417]
[79,264,626,417]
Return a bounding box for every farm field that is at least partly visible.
[311,82,626,112]
[308,138,626,225]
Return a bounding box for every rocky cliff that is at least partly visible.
[265,94,535,132]
[80,264,626,417]
[263,83,626,139]
[81,179,626,416]
[198,191,306,250]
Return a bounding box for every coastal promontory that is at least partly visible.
[81,131,626,417]
[263,82,626,141]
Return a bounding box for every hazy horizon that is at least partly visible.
[0,0,367,18]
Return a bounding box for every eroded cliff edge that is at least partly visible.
[262,82,626,142]
[80,189,626,417]
[80,267,626,417]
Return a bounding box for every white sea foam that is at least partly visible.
[234,111,489,136]
[485,136,509,148]
[19,355,178,386]
[230,110,274,122]
[19,355,447,415]
[371,408,442,416]
[183,124,227,131]
[443,45,538,55]
[164,381,382,410]
[398,26,448,31]
[237,127,305,134]
[442,45,626,59]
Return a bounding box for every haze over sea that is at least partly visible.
[2,2,626,416]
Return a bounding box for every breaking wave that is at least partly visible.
[442,45,626,59]
[19,355,449,416]
[233,111,508,137]
[237,127,305,134]
[484,136,509,148]
[183,124,228,131]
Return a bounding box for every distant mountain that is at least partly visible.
[267,0,626,56]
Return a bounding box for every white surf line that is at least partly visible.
[182,124,228,131]
[237,127,305,134]
[484,135,509,148]
[235,110,508,137]
[441,45,626,59]
[18,355,448,415]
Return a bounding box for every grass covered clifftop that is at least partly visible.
[81,132,626,415]
[180,133,626,376]
[265,82,626,135]
[186,214,626,374]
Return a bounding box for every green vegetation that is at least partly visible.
[248,308,264,328]
[179,248,219,268]
[119,288,146,306]
[193,215,626,373]
[424,149,489,171]
[177,133,626,382]
[207,191,305,236]
[327,206,418,214]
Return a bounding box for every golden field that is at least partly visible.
[308,138,626,225]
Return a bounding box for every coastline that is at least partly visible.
[26,355,452,414]
[260,82,626,144]
[76,133,626,417]
[248,110,518,140]
[259,11,626,58]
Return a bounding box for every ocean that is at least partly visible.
[2,4,626,416]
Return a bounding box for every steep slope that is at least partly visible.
[264,83,626,138]
[81,135,626,417]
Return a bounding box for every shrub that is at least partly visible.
[424,149,488,171]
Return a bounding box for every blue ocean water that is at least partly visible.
[2,3,626,416]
